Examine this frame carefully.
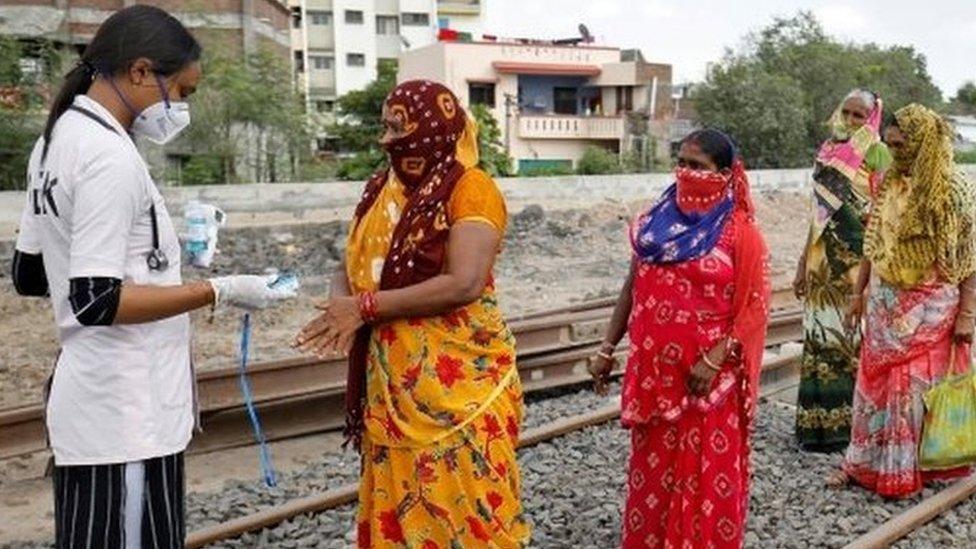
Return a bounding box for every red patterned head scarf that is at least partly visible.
[381,80,467,190]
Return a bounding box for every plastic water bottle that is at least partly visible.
[184,200,209,262]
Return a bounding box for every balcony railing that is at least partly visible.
[518,115,624,140]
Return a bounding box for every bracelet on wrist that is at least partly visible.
[701,350,722,372]
[358,291,379,324]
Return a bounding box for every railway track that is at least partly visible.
[184,342,802,547]
[0,289,801,467]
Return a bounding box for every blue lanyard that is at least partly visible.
[238,313,277,488]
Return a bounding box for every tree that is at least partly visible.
[695,61,811,169]
[0,37,69,190]
[951,82,976,115]
[178,46,309,184]
[693,11,945,168]
[329,59,397,180]
[470,103,511,176]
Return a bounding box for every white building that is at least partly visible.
[398,39,673,174]
[288,0,484,150]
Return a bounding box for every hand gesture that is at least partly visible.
[953,311,975,344]
[294,296,363,358]
[587,353,616,396]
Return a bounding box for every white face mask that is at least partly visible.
[131,100,190,145]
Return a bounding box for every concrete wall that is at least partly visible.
[4,166,975,242]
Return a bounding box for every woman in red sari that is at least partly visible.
[590,129,770,548]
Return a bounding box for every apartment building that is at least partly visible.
[0,0,291,59]
[289,0,484,149]
[290,0,437,134]
[398,38,674,174]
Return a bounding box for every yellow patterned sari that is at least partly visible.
[348,124,529,547]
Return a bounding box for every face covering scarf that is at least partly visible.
[631,167,734,264]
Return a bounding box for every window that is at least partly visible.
[293,50,304,73]
[616,86,633,113]
[468,83,495,108]
[553,87,577,115]
[310,55,334,70]
[376,15,399,35]
[345,10,364,24]
[347,53,366,67]
[291,7,302,28]
[308,10,332,25]
[401,13,430,26]
[315,100,335,113]
[438,17,449,29]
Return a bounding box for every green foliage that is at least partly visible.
[0,36,69,190]
[180,46,309,184]
[951,82,976,115]
[956,150,976,165]
[297,158,339,182]
[694,11,945,168]
[695,62,811,168]
[337,149,385,181]
[576,146,623,175]
[518,162,575,177]
[179,155,224,186]
[574,144,659,175]
[331,59,397,179]
[470,103,511,177]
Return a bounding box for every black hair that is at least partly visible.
[42,5,201,160]
[681,128,736,170]
[882,112,900,132]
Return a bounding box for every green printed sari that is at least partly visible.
[796,100,891,452]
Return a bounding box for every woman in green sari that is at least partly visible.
[793,89,892,452]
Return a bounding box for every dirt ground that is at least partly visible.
[0,190,807,410]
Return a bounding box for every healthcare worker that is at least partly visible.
[10,6,293,548]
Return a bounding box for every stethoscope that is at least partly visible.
[68,105,169,272]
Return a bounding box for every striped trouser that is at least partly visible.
[53,452,185,549]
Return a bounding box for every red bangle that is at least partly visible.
[358,292,379,324]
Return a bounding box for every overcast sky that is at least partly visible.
[484,0,976,98]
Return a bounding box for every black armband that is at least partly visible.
[68,277,122,326]
[12,250,49,297]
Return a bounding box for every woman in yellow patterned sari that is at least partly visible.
[296,80,529,547]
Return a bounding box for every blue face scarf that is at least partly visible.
[631,183,734,264]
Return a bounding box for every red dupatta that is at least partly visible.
[727,160,771,422]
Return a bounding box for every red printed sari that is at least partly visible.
[621,211,770,549]
[842,276,970,498]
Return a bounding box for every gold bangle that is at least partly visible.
[596,351,615,361]
[701,351,722,372]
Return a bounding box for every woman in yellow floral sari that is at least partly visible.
[296,80,529,547]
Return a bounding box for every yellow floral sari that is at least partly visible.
[348,119,530,548]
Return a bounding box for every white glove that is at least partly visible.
[209,274,297,310]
